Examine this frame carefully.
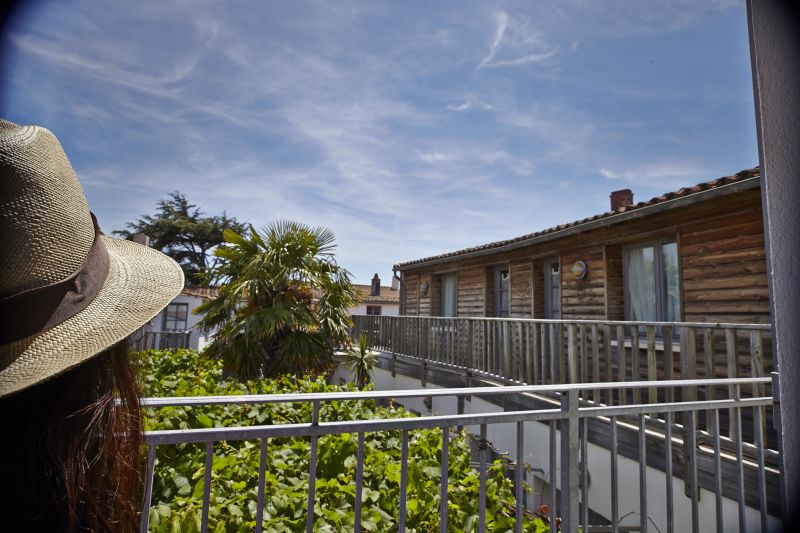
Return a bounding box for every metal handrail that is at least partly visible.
[367,314,772,330]
[141,377,770,408]
[144,397,771,445]
[140,377,777,533]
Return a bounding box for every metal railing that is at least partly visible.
[351,316,774,447]
[140,377,776,533]
[130,329,191,351]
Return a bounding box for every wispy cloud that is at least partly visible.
[446,94,494,112]
[477,11,564,69]
[599,163,713,189]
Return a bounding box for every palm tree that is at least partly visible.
[344,334,377,390]
[196,221,358,380]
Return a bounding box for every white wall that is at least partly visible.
[149,294,215,351]
[332,361,781,533]
[148,294,400,352]
[350,303,400,316]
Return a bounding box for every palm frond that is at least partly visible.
[200,219,356,381]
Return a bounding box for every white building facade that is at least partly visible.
[350,274,400,316]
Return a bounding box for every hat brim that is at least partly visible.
[0,236,184,397]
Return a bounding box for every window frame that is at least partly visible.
[494,266,510,318]
[542,258,561,319]
[162,302,189,331]
[366,305,382,316]
[622,239,681,324]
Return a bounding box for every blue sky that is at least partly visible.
[1,0,758,284]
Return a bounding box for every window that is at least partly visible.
[495,268,509,318]
[624,241,680,322]
[441,273,457,317]
[163,302,188,331]
[543,259,560,319]
[366,305,382,315]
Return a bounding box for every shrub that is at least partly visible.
[137,350,549,532]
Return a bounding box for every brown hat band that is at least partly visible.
[0,214,110,346]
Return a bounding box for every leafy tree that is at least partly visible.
[197,221,359,380]
[114,191,245,285]
[344,334,377,389]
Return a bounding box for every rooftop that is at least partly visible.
[352,284,400,305]
[180,286,220,300]
[395,167,760,270]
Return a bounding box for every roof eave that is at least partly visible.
[394,176,761,271]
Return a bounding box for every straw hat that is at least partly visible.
[0,120,184,397]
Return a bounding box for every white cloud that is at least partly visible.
[446,95,494,112]
[598,163,712,188]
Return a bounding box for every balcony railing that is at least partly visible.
[130,329,191,351]
[140,378,775,533]
[350,316,775,448]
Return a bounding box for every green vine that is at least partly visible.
[137,350,549,532]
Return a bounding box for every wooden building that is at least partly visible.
[394,168,768,326]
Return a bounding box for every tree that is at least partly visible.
[196,221,359,380]
[114,191,245,285]
[343,334,377,389]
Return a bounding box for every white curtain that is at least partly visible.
[661,242,680,321]
[625,245,657,321]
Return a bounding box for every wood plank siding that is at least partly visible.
[560,246,605,319]
[457,266,484,317]
[509,259,533,318]
[398,185,769,325]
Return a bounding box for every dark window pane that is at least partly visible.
[441,273,457,317]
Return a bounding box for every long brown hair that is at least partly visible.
[0,339,143,532]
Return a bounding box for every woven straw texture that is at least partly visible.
[0,120,94,296]
[0,121,184,397]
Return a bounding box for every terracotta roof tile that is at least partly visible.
[180,286,220,300]
[353,284,400,304]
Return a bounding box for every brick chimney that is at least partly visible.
[610,189,634,211]
[371,273,380,296]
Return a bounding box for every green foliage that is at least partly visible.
[114,191,245,285]
[138,350,549,532]
[343,334,377,389]
[196,221,358,380]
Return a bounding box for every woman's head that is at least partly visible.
[0,119,183,396]
[0,120,184,531]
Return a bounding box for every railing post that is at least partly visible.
[773,371,786,521]
[560,389,580,532]
[646,325,657,405]
[724,328,738,439]
[306,401,320,533]
[503,320,511,379]
[421,318,427,387]
[415,317,421,359]
[680,326,698,499]
[591,325,600,403]
[567,324,578,385]
[751,330,766,445]
[466,320,474,400]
